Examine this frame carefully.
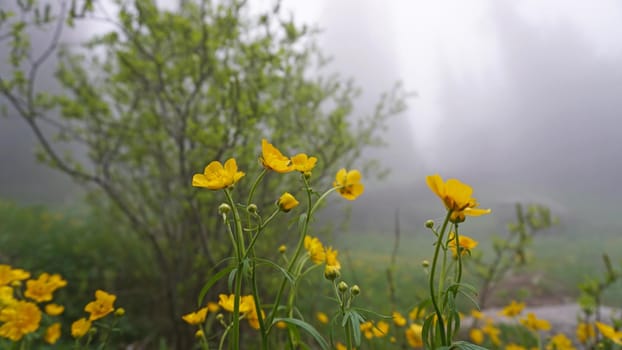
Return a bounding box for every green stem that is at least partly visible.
[223,189,245,350]
[243,208,280,259]
[428,210,452,346]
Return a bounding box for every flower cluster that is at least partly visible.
[302,235,342,279]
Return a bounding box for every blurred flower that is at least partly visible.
[405,323,423,348]
[372,320,389,337]
[44,303,64,316]
[335,342,348,350]
[360,321,374,339]
[426,174,491,222]
[114,307,125,317]
[595,322,622,345]
[520,312,551,331]
[0,265,30,287]
[448,232,478,257]
[0,286,16,308]
[43,322,61,344]
[291,153,317,176]
[483,321,501,346]
[207,302,220,313]
[333,168,364,200]
[393,311,407,327]
[499,300,525,317]
[242,295,264,330]
[71,318,91,339]
[182,307,208,325]
[471,309,485,320]
[192,158,245,190]
[506,344,528,350]
[546,333,576,350]
[275,321,287,329]
[195,329,204,338]
[260,139,294,173]
[278,192,299,212]
[325,247,341,271]
[576,322,595,344]
[304,236,325,264]
[218,294,252,314]
[0,301,41,341]
[85,290,116,321]
[470,328,484,344]
[24,273,67,303]
[316,312,329,324]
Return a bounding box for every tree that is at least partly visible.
[0,0,407,346]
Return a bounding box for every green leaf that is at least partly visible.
[254,257,295,285]
[197,263,235,306]
[272,318,329,350]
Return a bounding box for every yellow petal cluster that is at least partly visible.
[43,322,61,344]
[291,153,317,176]
[596,322,622,345]
[333,168,364,200]
[499,300,525,317]
[44,303,65,316]
[192,158,245,190]
[426,174,491,222]
[0,301,41,341]
[304,236,326,265]
[576,322,595,344]
[316,311,329,324]
[260,139,294,173]
[217,294,263,330]
[24,273,67,303]
[71,318,91,339]
[405,323,423,348]
[546,333,576,350]
[278,192,299,212]
[0,265,30,287]
[182,307,208,325]
[448,232,479,257]
[520,312,551,331]
[84,290,116,321]
[392,311,407,327]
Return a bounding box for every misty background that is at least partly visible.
[2,0,621,234]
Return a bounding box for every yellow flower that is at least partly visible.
[405,323,423,348]
[576,322,595,344]
[241,295,264,330]
[546,333,576,350]
[217,294,253,314]
[506,344,528,350]
[325,246,341,271]
[84,289,116,321]
[291,153,317,176]
[260,139,294,173]
[520,312,551,331]
[360,321,374,339]
[372,320,389,337]
[304,236,326,264]
[392,311,407,327]
[499,300,525,317]
[278,192,300,212]
[0,301,41,341]
[316,311,329,324]
[182,307,208,325]
[0,286,16,308]
[483,321,502,346]
[45,303,65,316]
[471,309,485,320]
[207,302,220,313]
[71,318,91,339]
[276,321,287,329]
[333,168,364,200]
[335,342,348,350]
[596,322,622,345]
[426,174,491,222]
[44,322,61,344]
[448,232,479,257]
[24,273,67,303]
[408,305,425,321]
[470,328,484,344]
[192,158,245,190]
[0,265,30,286]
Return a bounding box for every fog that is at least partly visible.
[2,0,621,232]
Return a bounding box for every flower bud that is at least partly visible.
[195,329,204,338]
[425,220,434,229]
[324,266,340,281]
[10,280,21,288]
[278,192,299,212]
[422,260,430,268]
[278,245,287,254]
[114,308,125,317]
[350,285,360,296]
[338,281,348,293]
[247,203,258,214]
[218,203,231,215]
[216,313,224,321]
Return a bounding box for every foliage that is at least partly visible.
[0,0,407,346]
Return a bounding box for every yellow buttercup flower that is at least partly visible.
[71,318,91,338]
[0,301,41,341]
[470,328,484,344]
[24,273,67,303]
[333,168,364,200]
[499,300,525,317]
[278,192,299,212]
[217,294,253,314]
[483,321,501,346]
[0,265,30,286]
[576,322,595,344]
[43,322,61,344]
[325,246,341,271]
[84,290,116,321]
[316,311,329,324]
[291,153,317,176]
[426,174,491,222]
[0,286,16,308]
[360,321,374,339]
[546,333,576,350]
[207,301,220,313]
[182,307,208,325]
[260,139,294,173]
[520,312,551,331]
[405,323,423,348]
[45,303,65,316]
[304,236,325,264]
[192,158,245,190]
[393,311,407,327]
[335,342,348,350]
[448,232,479,257]
[373,320,390,337]
[596,322,622,345]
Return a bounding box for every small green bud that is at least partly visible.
[422,260,430,268]
[114,308,125,317]
[324,266,340,281]
[218,203,231,215]
[247,203,258,214]
[338,281,348,293]
[278,244,287,254]
[350,285,360,296]
[425,220,434,229]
